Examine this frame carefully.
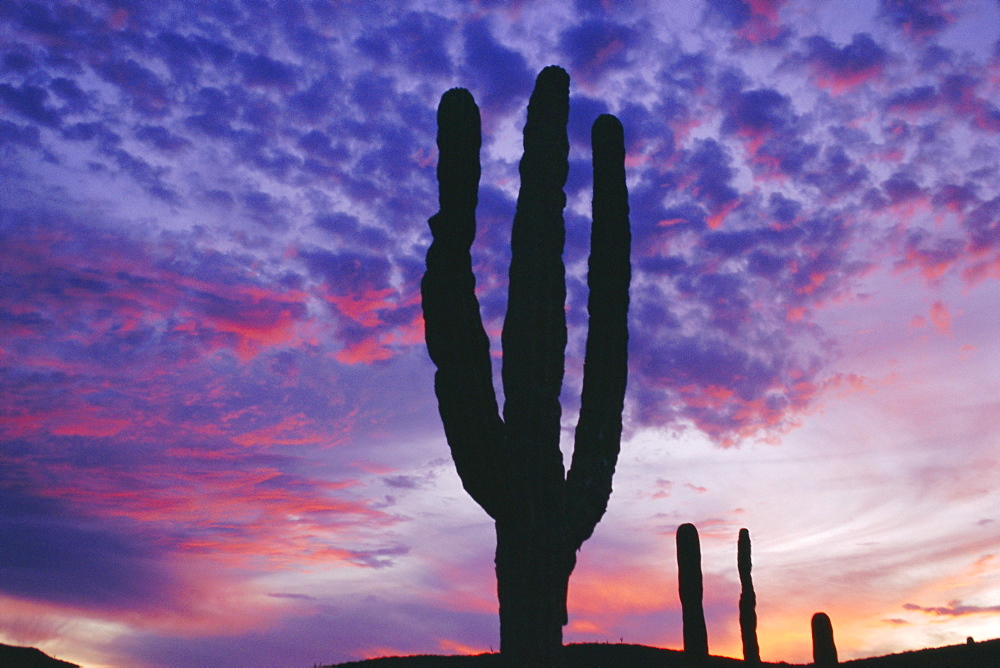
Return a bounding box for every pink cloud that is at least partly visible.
[737,0,787,45]
[334,338,395,364]
[929,300,952,335]
[707,201,738,230]
[327,288,396,327]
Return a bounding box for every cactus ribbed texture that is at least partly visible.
[677,523,709,659]
[812,612,839,666]
[422,66,630,665]
[738,528,760,665]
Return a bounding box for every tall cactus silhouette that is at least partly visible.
[812,612,839,666]
[422,66,630,664]
[738,528,760,664]
[677,523,709,659]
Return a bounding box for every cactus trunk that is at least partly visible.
[495,520,573,664]
[738,528,760,664]
[677,523,709,659]
[422,66,630,665]
[812,612,839,666]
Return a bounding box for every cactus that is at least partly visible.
[811,612,838,666]
[676,523,709,658]
[421,65,630,664]
[738,528,760,665]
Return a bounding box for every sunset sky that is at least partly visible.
[1,0,999,665]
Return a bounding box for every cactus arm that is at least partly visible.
[566,114,631,550]
[500,66,571,489]
[422,88,505,519]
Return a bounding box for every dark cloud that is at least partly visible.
[703,0,753,29]
[314,212,392,251]
[184,86,236,137]
[964,196,1000,252]
[939,74,1000,131]
[723,88,796,135]
[0,119,41,148]
[805,146,871,199]
[722,88,817,176]
[48,76,90,113]
[96,57,173,117]
[882,172,925,205]
[887,85,938,113]
[384,474,423,489]
[903,600,1000,616]
[237,52,299,89]
[932,182,978,212]
[310,248,389,289]
[0,476,176,609]
[658,50,712,93]
[685,138,740,215]
[2,50,35,73]
[8,0,102,44]
[357,11,454,76]
[703,0,790,46]
[630,323,820,444]
[288,75,339,122]
[559,18,637,84]
[0,82,61,127]
[878,0,953,39]
[460,19,532,116]
[134,124,191,153]
[804,33,887,89]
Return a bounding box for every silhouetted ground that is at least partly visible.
[843,636,1000,666]
[0,643,78,667]
[330,637,1000,667]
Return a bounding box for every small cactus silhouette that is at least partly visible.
[811,612,838,666]
[738,528,760,665]
[676,522,709,658]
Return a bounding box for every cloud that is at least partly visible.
[0,82,62,127]
[460,18,533,117]
[704,0,791,47]
[0,478,177,610]
[878,0,954,40]
[2,1,999,663]
[96,57,173,118]
[236,52,299,89]
[682,139,740,228]
[559,17,639,85]
[903,600,1000,617]
[804,33,888,93]
[356,12,456,77]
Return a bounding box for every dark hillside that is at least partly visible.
[844,637,1000,666]
[331,637,1000,667]
[330,642,790,666]
[0,643,78,668]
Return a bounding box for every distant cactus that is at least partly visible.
[738,528,760,665]
[422,66,631,664]
[677,523,709,658]
[811,612,838,666]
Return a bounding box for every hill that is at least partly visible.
[329,637,1000,667]
[0,643,78,668]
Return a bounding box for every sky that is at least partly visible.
[1,0,999,665]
